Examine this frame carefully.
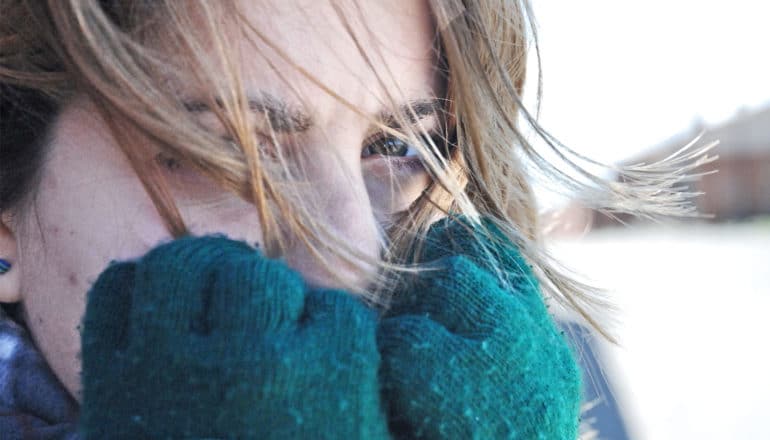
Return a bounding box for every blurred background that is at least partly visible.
[525,1,770,439]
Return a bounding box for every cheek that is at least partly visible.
[179,196,263,247]
[364,160,431,217]
[162,163,264,246]
[17,172,170,402]
[16,102,173,401]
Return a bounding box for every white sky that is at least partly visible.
[526,1,770,165]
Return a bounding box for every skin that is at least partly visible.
[0,0,439,401]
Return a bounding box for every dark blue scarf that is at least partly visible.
[0,307,80,440]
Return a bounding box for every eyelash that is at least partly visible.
[155,153,183,171]
[361,131,453,160]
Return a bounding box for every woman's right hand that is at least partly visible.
[79,235,391,439]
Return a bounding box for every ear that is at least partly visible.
[0,216,21,303]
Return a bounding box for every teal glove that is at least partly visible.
[377,217,582,439]
[79,235,391,439]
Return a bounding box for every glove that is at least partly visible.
[377,217,582,439]
[79,235,391,439]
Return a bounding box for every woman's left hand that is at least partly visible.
[377,218,582,439]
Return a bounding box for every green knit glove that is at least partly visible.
[79,235,391,439]
[377,217,582,439]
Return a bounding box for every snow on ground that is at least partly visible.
[549,221,770,440]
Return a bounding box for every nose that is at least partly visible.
[280,143,382,293]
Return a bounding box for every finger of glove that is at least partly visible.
[300,289,379,354]
[389,256,526,339]
[128,235,304,346]
[286,289,383,423]
[82,260,135,357]
[418,215,478,261]
[206,252,306,337]
[420,217,537,288]
[413,219,544,312]
[377,314,457,358]
[80,261,135,411]
[377,315,473,432]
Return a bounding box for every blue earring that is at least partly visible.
[0,258,11,275]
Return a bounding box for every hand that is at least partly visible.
[79,235,390,439]
[377,217,582,439]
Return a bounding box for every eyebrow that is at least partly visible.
[182,93,444,134]
[182,93,312,132]
[379,99,444,129]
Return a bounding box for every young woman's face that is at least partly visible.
[2,0,440,400]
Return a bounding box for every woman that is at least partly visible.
[0,0,713,438]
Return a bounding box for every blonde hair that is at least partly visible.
[0,0,716,342]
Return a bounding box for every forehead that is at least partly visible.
[196,0,439,118]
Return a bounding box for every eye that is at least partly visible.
[361,132,457,161]
[361,135,421,159]
[155,152,183,171]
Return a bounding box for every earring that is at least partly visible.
[0,258,11,275]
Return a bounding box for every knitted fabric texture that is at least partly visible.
[79,235,390,439]
[377,216,582,438]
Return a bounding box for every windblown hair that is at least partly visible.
[0,0,716,341]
